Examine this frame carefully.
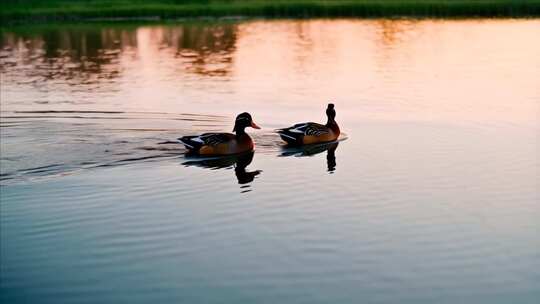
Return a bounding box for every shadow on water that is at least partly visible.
[182,151,262,192]
[280,141,339,174]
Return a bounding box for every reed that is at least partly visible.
[2,0,540,23]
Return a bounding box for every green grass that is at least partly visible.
[2,0,540,24]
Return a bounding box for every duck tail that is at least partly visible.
[276,129,301,145]
[178,136,203,152]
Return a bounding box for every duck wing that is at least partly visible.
[300,123,330,136]
[179,133,235,150]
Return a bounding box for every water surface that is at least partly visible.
[1,19,539,303]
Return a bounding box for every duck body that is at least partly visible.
[179,112,260,156]
[277,122,340,145]
[179,133,254,155]
[277,103,340,146]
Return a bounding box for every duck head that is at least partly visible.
[233,112,260,134]
[326,103,336,124]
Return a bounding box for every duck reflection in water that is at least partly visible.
[281,142,338,173]
[182,151,262,187]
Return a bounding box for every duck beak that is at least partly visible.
[251,121,261,129]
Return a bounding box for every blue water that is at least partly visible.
[1,19,539,303]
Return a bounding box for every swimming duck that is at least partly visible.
[179,112,260,155]
[277,103,340,145]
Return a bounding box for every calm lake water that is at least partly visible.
[1,19,539,303]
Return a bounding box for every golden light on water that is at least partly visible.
[2,19,539,127]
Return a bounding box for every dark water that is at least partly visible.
[1,19,539,303]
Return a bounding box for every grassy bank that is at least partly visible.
[2,0,540,24]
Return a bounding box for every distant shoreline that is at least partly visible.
[2,0,540,24]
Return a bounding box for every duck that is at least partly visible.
[179,112,260,155]
[277,103,340,145]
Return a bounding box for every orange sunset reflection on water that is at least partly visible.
[1,19,539,129]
